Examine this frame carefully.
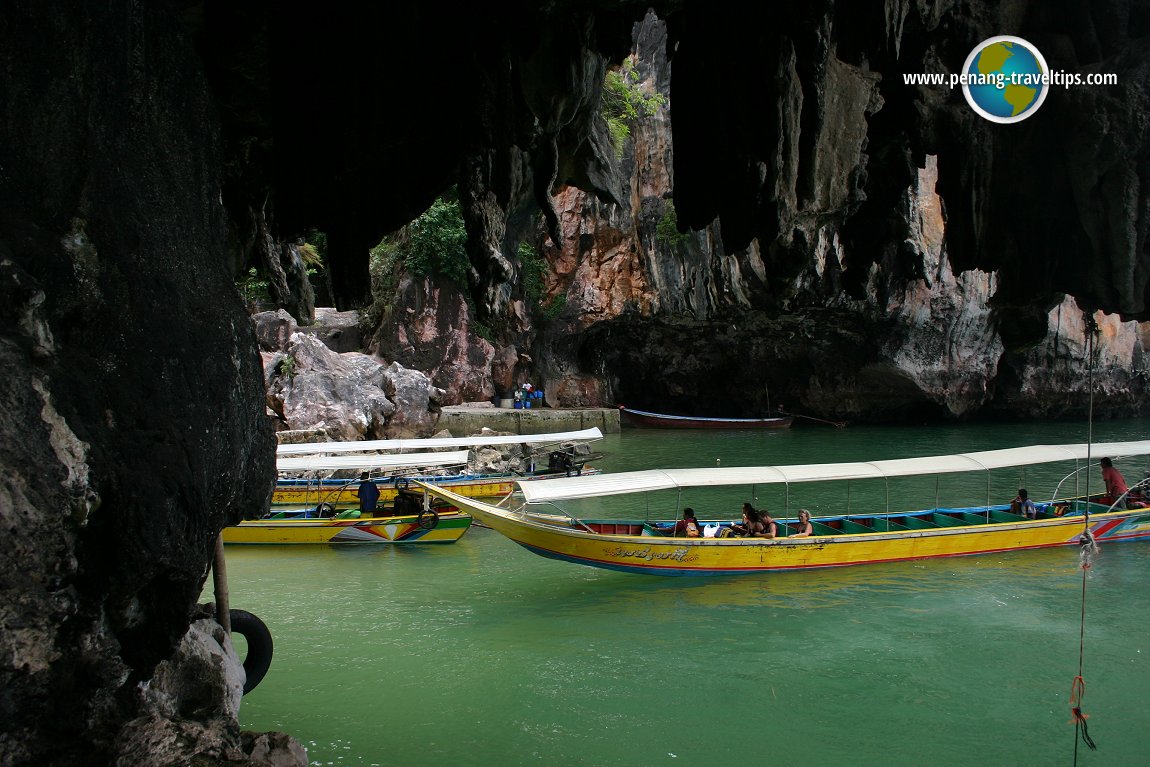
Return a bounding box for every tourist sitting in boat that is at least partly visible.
[679,508,701,537]
[791,509,813,537]
[650,508,702,537]
[756,508,778,539]
[722,503,765,537]
[1010,488,1038,519]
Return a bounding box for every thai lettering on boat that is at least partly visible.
[604,546,695,562]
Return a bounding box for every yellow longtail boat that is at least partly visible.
[224,492,472,545]
[273,428,602,510]
[415,440,1150,576]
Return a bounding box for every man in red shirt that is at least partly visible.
[1100,457,1130,508]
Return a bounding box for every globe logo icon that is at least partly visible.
[962,36,1049,123]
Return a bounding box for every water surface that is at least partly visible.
[227,419,1150,766]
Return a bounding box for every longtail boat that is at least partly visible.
[224,492,471,545]
[415,441,1150,576]
[272,469,601,510]
[275,427,604,456]
[273,428,603,510]
[619,405,793,430]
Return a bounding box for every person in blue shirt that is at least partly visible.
[1012,488,1037,519]
[358,472,380,516]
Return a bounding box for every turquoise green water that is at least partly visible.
[227,420,1150,766]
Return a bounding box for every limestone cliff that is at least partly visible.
[0,3,286,764]
[374,10,1150,420]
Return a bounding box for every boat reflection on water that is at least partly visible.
[728,547,1079,605]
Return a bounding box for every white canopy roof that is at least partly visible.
[275,427,603,456]
[276,450,471,473]
[516,440,1150,503]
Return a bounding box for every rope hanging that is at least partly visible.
[1068,675,1097,752]
[1070,313,1101,763]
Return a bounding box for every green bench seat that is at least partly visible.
[931,513,968,527]
[901,515,940,530]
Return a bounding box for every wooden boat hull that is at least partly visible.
[418,484,1150,575]
[223,510,473,545]
[619,406,793,430]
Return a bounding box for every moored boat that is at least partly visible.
[415,440,1150,575]
[618,405,793,430]
[224,492,472,545]
[273,428,603,510]
[275,427,605,456]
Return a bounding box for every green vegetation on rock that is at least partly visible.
[364,193,472,328]
[655,200,692,247]
[601,59,665,158]
[402,196,470,284]
[518,242,566,322]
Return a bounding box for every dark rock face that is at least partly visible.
[1,2,273,764]
[204,3,636,315]
[668,1,1150,325]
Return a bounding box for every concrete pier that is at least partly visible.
[438,405,620,435]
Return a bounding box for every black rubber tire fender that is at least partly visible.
[394,476,410,491]
[230,609,273,694]
[316,502,336,518]
[418,509,440,530]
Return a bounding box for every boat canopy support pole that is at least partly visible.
[986,471,992,524]
[213,533,231,633]
[1052,463,1092,504]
